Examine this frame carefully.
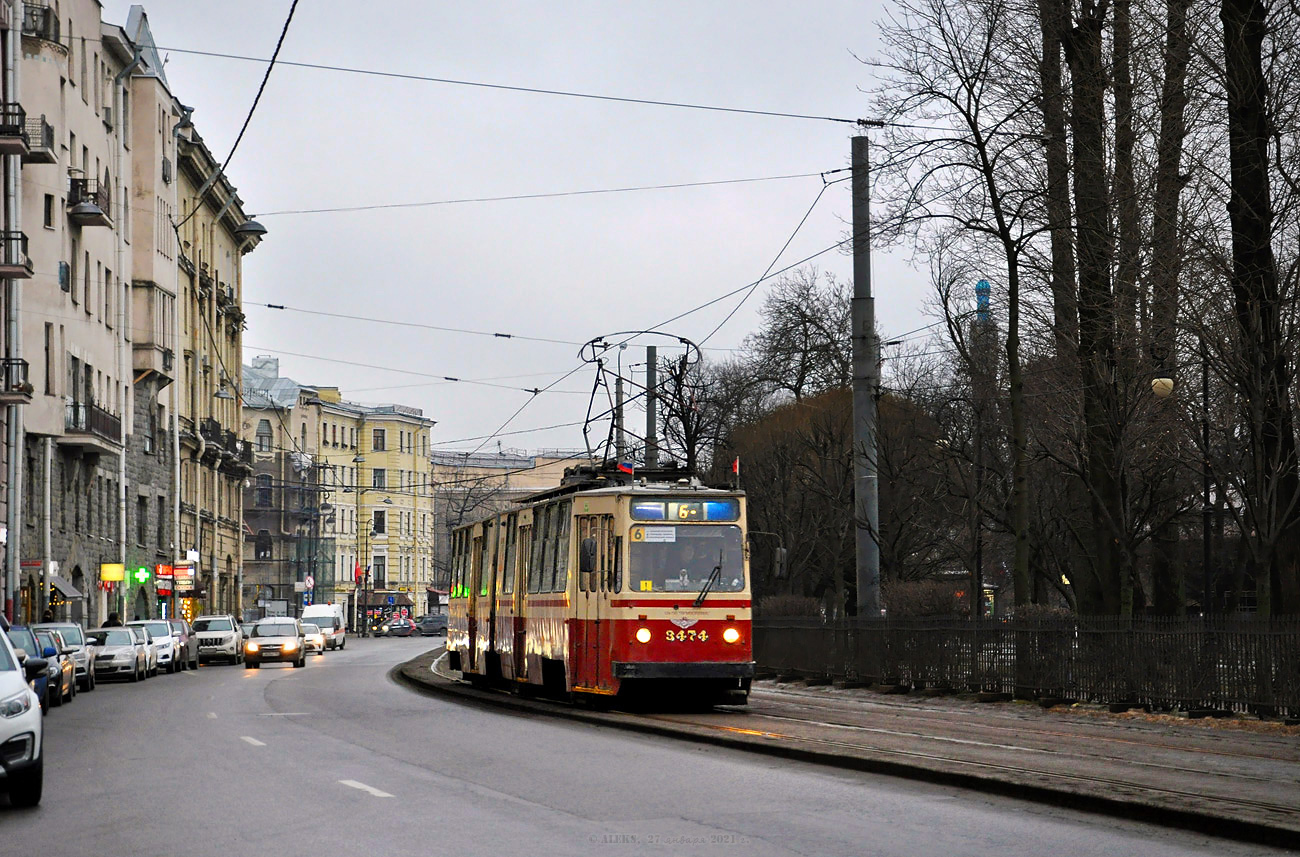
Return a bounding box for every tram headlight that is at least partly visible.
[722,627,741,644]
[635,627,652,644]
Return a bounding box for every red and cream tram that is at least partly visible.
[446,467,753,704]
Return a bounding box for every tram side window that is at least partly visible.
[549,502,571,592]
[478,529,492,597]
[451,531,464,597]
[612,536,622,593]
[502,515,517,594]
[529,506,549,593]
[516,524,531,594]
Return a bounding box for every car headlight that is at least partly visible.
[0,689,33,718]
[722,627,742,644]
[114,653,132,663]
[635,627,652,644]
[283,640,298,652]
[245,641,260,653]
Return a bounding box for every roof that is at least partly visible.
[125,6,169,88]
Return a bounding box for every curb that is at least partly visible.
[392,649,1298,849]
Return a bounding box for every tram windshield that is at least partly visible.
[628,524,744,593]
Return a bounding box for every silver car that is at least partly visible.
[86,628,148,682]
[169,619,200,671]
[126,625,159,677]
[32,622,96,692]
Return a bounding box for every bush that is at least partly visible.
[756,594,823,618]
[1010,603,1074,622]
[883,580,964,617]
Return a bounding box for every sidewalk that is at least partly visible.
[395,650,1300,848]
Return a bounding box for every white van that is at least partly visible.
[301,603,346,650]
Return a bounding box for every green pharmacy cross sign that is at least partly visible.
[133,566,151,584]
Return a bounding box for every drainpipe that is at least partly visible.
[170,106,191,614]
[4,1,24,622]
[41,437,49,618]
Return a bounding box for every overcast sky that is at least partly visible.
[101,0,932,456]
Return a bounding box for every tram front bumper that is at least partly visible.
[612,661,755,680]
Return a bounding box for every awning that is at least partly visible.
[49,574,83,599]
[360,591,414,608]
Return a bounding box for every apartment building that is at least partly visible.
[174,123,259,620]
[241,357,323,621]
[0,2,261,625]
[315,388,435,625]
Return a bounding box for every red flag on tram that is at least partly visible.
[731,456,740,476]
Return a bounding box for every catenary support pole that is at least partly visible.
[852,136,881,617]
[615,374,626,464]
[645,346,658,470]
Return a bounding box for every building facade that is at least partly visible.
[0,2,259,625]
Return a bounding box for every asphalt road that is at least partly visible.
[2,637,1287,856]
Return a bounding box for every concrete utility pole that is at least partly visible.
[852,136,881,617]
[645,346,659,470]
[615,374,626,464]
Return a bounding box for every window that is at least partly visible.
[373,555,387,589]
[43,324,53,395]
[104,267,112,325]
[136,496,147,545]
[83,251,90,312]
[144,407,156,453]
[69,242,78,305]
[373,510,386,534]
[157,496,167,548]
[256,419,272,452]
[372,469,386,489]
[255,530,272,560]
[372,429,385,451]
[43,194,54,229]
[255,474,271,507]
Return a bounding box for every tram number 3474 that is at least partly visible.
[667,629,708,642]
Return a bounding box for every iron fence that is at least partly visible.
[753,616,1300,717]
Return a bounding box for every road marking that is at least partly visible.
[240,736,266,747]
[338,779,393,798]
[257,712,308,716]
[206,712,218,719]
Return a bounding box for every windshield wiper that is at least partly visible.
[693,549,725,607]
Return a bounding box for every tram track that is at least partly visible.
[397,649,1300,847]
[746,688,1300,766]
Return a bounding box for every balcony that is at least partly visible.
[68,178,112,227]
[0,104,28,156]
[0,232,33,279]
[22,4,61,43]
[61,399,122,455]
[0,358,33,405]
[22,116,55,164]
[130,280,176,383]
[200,417,222,442]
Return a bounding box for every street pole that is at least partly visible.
[645,346,658,470]
[615,374,626,465]
[852,135,881,618]
[1202,337,1213,617]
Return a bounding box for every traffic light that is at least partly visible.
[133,566,150,584]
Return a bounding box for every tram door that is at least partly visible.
[468,529,484,672]
[576,515,614,689]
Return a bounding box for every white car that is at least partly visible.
[0,617,44,806]
[127,620,180,674]
[193,615,244,665]
[127,625,159,677]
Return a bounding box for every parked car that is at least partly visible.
[126,625,159,677]
[385,618,416,637]
[32,622,95,692]
[243,618,305,669]
[86,628,148,682]
[194,615,244,665]
[32,629,75,706]
[169,619,200,671]
[416,614,448,636]
[127,620,180,674]
[0,628,46,806]
[5,626,50,713]
[301,623,326,656]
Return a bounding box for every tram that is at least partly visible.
[446,465,753,705]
